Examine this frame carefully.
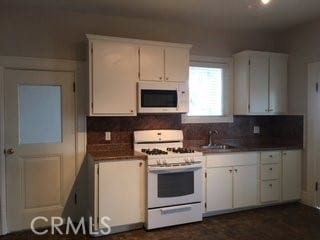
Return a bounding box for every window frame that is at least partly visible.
[182,55,234,124]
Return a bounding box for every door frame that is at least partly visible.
[307,61,320,208]
[0,56,87,235]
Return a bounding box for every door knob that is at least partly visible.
[4,148,15,155]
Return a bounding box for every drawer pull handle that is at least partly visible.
[269,155,273,158]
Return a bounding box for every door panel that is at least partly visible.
[206,167,233,212]
[4,69,75,232]
[165,47,189,82]
[139,46,164,82]
[249,55,269,114]
[233,165,258,208]
[269,55,287,113]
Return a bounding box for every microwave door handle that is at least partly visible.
[148,165,202,173]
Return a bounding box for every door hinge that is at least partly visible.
[91,45,93,54]
[74,193,78,205]
[97,167,99,175]
[73,82,76,92]
[249,60,251,65]
[316,182,319,191]
[91,102,93,109]
[248,104,250,111]
[205,172,207,178]
[316,82,319,93]
[138,72,140,78]
[205,202,207,209]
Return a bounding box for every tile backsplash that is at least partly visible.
[87,115,303,152]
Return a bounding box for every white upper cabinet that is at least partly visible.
[88,38,138,116]
[87,34,191,116]
[139,45,190,83]
[234,51,288,115]
[164,47,189,82]
[269,55,288,113]
[139,46,164,82]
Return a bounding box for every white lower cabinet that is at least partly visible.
[282,150,302,201]
[88,157,145,235]
[233,165,259,208]
[206,167,233,212]
[205,152,259,213]
[261,180,281,202]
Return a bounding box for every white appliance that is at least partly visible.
[134,130,203,230]
[137,82,189,113]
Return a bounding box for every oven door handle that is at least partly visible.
[148,164,202,173]
[160,204,192,214]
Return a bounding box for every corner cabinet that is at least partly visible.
[87,157,146,236]
[88,37,139,116]
[234,51,288,115]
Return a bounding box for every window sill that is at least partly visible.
[181,114,234,124]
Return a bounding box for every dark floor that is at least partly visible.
[1,203,320,240]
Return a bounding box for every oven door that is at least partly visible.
[148,164,203,208]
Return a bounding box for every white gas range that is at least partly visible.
[134,130,204,230]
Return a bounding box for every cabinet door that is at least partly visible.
[98,160,145,228]
[269,55,288,114]
[91,40,138,115]
[206,167,233,212]
[139,46,164,81]
[164,47,189,82]
[261,180,281,203]
[233,165,258,208]
[282,150,302,201]
[249,55,269,114]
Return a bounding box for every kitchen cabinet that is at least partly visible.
[205,152,259,212]
[260,151,282,203]
[87,36,139,116]
[234,51,288,115]
[88,157,145,235]
[282,150,302,201]
[139,45,190,83]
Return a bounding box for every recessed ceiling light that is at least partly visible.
[261,0,271,4]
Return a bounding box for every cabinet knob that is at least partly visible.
[166,77,169,80]
[139,162,143,167]
[269,109,274,112]
[283,152,287,156]
[234,169,238,173]
[269,155,273,158]
[265,109,268,112]
[269,184,273,187]
[229,169,233,173]
[269,168,273,171]
[159,76,162,80]
[130,110,134,113]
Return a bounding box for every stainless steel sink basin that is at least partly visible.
[201,144,235,150]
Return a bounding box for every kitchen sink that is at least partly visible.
[201,144,235,150]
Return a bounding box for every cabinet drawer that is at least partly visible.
[206,152,259,168]
[261,180,281,203]
[261,164,281,180]
[261,151,281,164]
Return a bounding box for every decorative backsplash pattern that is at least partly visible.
[87,115,303,152]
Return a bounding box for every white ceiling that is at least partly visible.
[3,0,320,31]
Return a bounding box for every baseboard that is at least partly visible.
[301,191,314,207]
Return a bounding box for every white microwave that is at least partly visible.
[138,82,189,113]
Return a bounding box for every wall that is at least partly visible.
[0,6,281,60]
[87,115,303,152]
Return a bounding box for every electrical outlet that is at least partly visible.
[105,132,111,141]
[253,126,260,134]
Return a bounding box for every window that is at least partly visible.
[182,56,233,123]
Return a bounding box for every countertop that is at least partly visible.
[88,150,147,161]
[194,146,303,154]
[88,146,302,161]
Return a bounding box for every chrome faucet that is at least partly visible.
[208,130,218,146]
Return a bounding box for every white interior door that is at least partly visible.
[4,69,76,232]
[308,62,320,208]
